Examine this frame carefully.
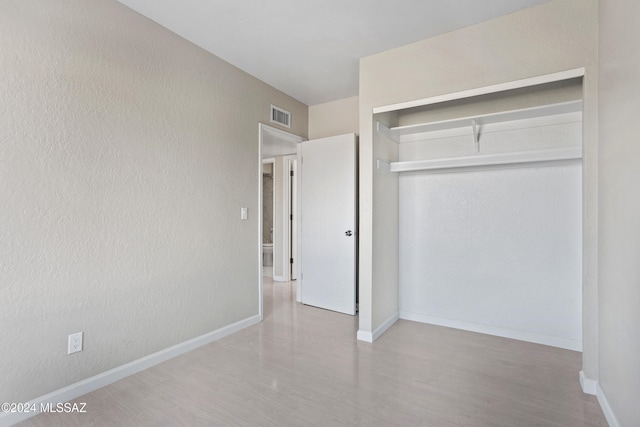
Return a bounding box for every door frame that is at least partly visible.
[281,155,297,282]
[273,154,297,282]
[289,157,298,282]
[258,123,305,320]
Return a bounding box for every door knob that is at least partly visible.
[345,230,353,236]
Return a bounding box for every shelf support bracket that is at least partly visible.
[376,159,390,172]
[472,119,480,153]
[376,122,399,143]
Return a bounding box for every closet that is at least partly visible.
[376,78,584,351]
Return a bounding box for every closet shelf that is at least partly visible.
[377,100,583,144]
[386,146,582,173]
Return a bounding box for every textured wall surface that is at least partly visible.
[397,118,583,349]
[308,96,359,140]
[598,1,640,425]
[400,163,583,348]
[0,0,307,403]
[358,0,598,381]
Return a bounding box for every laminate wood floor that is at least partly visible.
[19,277,607,426]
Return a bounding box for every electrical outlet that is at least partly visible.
[68,332,83,355]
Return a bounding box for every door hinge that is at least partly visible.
[290,170,294,177]
[290,214,293,220]
[290,258,294,264]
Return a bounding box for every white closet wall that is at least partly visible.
[399,162,582,350]
[383,84,584,351]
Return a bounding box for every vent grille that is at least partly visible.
[270,105,291,128]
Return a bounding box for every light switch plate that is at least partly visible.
[241,207,248,220]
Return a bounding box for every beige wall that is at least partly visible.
[0,0,307,404]
[358,0,599,384]
[308,96,359,140]
[598,1,640,425]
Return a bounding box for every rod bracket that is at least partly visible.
[472,119,480,153]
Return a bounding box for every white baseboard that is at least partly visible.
[356,330,373,342]
[273,275,287,282]
[399,311,582,351]
[357,312,399,343]
[579,370,597,395]
[579,373,621,427]
[0,314,261,427]
[597,383,621,427]
[372,312,399,341]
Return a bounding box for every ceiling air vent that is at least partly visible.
[270,105,291,128]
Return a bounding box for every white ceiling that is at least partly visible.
[118,0,549,106]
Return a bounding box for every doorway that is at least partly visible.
[258,124,305,320]
[262,159,275,278]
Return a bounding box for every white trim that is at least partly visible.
[399,311,582,351]
[296,147,303,302]
[579,370,598,395]
[373,312,399,341]
[373,68,585,114]
[357,312,399,343]
[258,126,265,320]
[577,376,623,427]
[278,154,297,282]
[0,315,261,427]
[288,158,298,281]
[597,383,622,427]
[262,122,303,144]
[357,330,374,342]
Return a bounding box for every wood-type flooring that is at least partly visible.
[19,277,606,426]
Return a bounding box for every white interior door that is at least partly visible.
[299,133,356,315]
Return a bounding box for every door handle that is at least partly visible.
[345,230,353,236]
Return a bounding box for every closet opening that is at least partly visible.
[376,77,584,351]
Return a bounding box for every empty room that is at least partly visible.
[1,0,638,426]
